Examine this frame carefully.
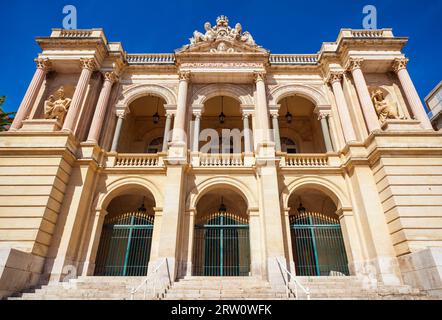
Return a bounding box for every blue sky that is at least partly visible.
[1,0,441,113]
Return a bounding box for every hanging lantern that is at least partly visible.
[219,96,225,124]
[137,197,147,213]
[219,196,227,213]
[297,201,306,215]
[285,99,292,124]
[153,97,160,124]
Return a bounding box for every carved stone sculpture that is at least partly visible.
[371,89,401,123]
[185,15,259,51]
[44,86,71,123]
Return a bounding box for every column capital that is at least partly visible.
[103,71,119,84]
[346,58,364,72]
[392,58,409,73]
[193,112,202,119]
[327,71,344,84]
[317,112,330,120]
[178,71,191,81]
[80,58,97,71]
[116,109,128,119]
[242,113,251,120]
[270,111,279,119]
[35,58,52,72]
[253,71,266,83]
[165,112,173,119]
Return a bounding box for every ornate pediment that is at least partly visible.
[176,15,268,54]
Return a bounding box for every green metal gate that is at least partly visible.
[290,212,349,276]
[94,210,154,276]
[192,211,250,276]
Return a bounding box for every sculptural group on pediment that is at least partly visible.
[187,15,257,49]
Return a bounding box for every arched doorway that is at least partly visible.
[192,188,250,276]
[288,188,349,276]
[94,192,156,276]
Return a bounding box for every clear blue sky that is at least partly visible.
[1,0,441,113]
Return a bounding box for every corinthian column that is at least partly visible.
[347,58,381,133]
[10,58,51,130]
[162,113,173,152]
[328,72,357,142]
[86,72,118,143]
[254,72,271,143]
[63,58,96,132]
[172,71,190,143]
[393,58,433,129]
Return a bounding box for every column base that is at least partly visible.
[398,248,442,297]
[20,119,62,132]
[166,141,188,165]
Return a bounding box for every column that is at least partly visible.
[329,72,357,142]
[192,113,201,152]
[242,113,252,153]
[82,209,106,276]
[393,58,433,129]
[347,58,381,133]
[86,72,118,143]
[318,113,334,152]
[254,72,272,143]
[63,58,96,132]
[162,113,173,152]
[172,71,190,143]
[271,113,281,152]
[110,113,124,152]
[10,58,51,130]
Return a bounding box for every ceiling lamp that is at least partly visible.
[297,199,306,215]
[137,197,147,213]
[219,96,226,124]
[153,97,160,124]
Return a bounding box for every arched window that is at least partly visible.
[281,137,297,154]
[146,137,163,154]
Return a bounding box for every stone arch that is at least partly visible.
[95,176,164,212]
[268,84,330,107]
[116,84,177,111]
[190,84,254,106]
[282,176,351,213]
[187,176,257,211]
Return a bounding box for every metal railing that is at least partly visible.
[276,258,310,300]
[130,258,171,300]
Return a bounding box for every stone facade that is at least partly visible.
[1,18,442,299]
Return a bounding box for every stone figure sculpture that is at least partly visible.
[44,86,71,123]
[371,89,401,123]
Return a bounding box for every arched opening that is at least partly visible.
[198,96,244,154]
[287,187,349,276]
[117,95,167,153]
[94,189,156,276]
[192,187,250,276]
[278,95,327,153]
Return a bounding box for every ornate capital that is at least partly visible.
[35,58,51,71]
[346,58,364,72]
[178,71,191,81]
[242,113,251,120]
[318,112,329,120]
[392,58,408,73]
[104,71,118,84]
[328,71,344,84]
[79,58,97,71]
[253,72,266,83]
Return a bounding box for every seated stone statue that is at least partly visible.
[371,89,401,123]
[44,86,71,124]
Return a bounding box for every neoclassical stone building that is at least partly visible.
[1,16,442,299]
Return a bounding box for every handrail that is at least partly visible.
[276,258,310,300]
[130,258,170,300]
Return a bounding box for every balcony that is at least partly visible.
[106,153,165,169]
[279,153,341,169]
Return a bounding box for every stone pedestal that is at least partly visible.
[20,119,62,132]
[381,119,423,131]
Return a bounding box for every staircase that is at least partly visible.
[9,276,429,300]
